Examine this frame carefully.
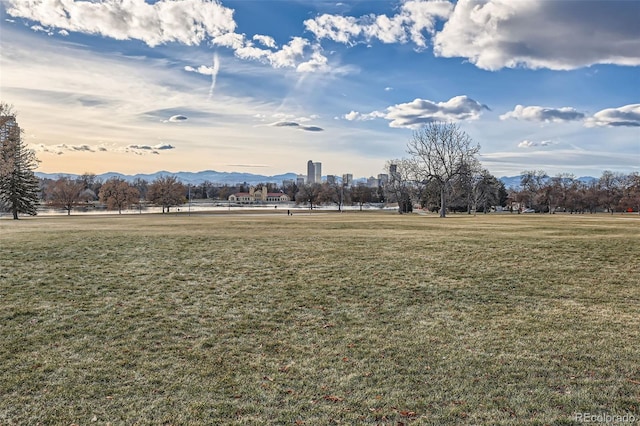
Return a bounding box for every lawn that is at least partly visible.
[1,212,639,425]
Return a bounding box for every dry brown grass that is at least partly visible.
[1,212,639,424]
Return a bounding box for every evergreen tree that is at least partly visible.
[0,103,40,219]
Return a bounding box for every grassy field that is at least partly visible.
[1,211,639,425]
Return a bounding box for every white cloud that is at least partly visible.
[384,95,488,128]
[217,34,331,73]
[212,32,245,50]
[253,34,277,48]
[7,0,345,74]
[167,115,188,122]
[296,50,330,73]
[184,65,216,75]
[304,0,452,48]
[343,110,385,121]
[517,140,537,148]
[304,14,361,45]
[7,0,237,47]
[500,105,585,123]
[585,104,640,128]
[344,96,488,129]
[400,0,455,48]
[30,24,51,35]
[268,37,309,68]
[433,0,640,70]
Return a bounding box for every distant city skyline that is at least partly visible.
[1,1,638,178]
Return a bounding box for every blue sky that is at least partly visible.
[1,0,638,178]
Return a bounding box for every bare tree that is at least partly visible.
[470,169,504,214]
[406,122,480,217]
[520,170,548,212]
[384,159,413,213]
[295,183,322,210]
[99,177,139,214]
[351,183,372,211]
[147,176,186,213]
[45,176,88,215]
[620,172,640,214]
[598,170,624,214]
[318,182,348,211]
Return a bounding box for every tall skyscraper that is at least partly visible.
[342,174,353,187]
[0,115,19,146]
[307,160,315,184]
[313,162,322,183]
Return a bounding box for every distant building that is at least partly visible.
[326,175,336,185]
[313,162,322,183]
[367,176,379,188]
[377,174,389,186]
[342,174,353,187]
[282,179,295,188]
[389,164,400,183]
[306,160,322,184]
[296,174,306,186]
[228,185,290,204]
[307,160,315,184]
[0,115,19,145]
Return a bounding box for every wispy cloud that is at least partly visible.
[33,142,175,155]
[517,139,556,149]
[181,55,223,104]
[270,121,324,132]
[500,105,585,123]
[480,149,640,176]
[208,53,220,100]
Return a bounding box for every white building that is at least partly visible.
[228,186,290,204]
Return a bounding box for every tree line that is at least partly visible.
[383,122,640,216]
[2,103,638,218]
[40,175,187,215]
[508,170,640,214]
[36,173,387,215]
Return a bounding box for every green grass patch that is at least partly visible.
[1,212,639,424]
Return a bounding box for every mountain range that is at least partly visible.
[35,170,299,186]
[498,175,597,189]
[35,170,597,188]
